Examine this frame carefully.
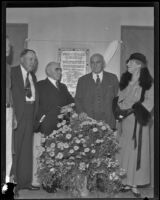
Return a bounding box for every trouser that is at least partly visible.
[11,103,35,189]
[32,132,41,186]
[6,107,13,183]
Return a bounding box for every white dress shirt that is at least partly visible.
[20,65,35,101]
[48,77,58,88]
[92,71,103,83]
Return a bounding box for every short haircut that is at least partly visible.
[20,49,36,57]
[45,61,59,76]
[90,53,105,67]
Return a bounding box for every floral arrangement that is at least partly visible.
[37,103,126,197]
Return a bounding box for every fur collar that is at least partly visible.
[119,67,153,91]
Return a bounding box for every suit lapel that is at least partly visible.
[88,73,95,86]
[101,72,113,97]
[16,66,25,97]
[46,78,59,91]
[31,72,38,100]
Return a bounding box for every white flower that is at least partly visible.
[49,151,55,157]
[63,143,69,148]
[109,174,113,180]
[58,114,63,119]
[70,103,75,107]
[76,155,81,159]
[69,156,74,160]
[114,175,119,180]
[46,147,51,152]
[69,149,74,154]
[57,123,62,128]
[112,172,116,177]
[78,134,83,138]
[96,139,101,143]
[105,124,110,129]
[60,146,64,150]
[62,120,66,125]
[93,127,98,132]
[75,139,80,144]
[84,148,90,152]
[56,152,63,159]
[101,126,107,130]
[50,143,55,148]
[37,146,45,156]
[98,122,103,126]
[74,146,79,151]
[91,149,96,154]
[80,138,85,143]
[108,162,111,168]
[79,162,86,170]
[67,108,72,112]
[50,130,57,137]
[41,137,46,143]
[62,129,67,134]
[119,168,126,176]
[63,125,69,130]
[66,134,72,139]
[57,142,62,149]
[50,168,56,173]
[56,128,62,134]
[72,113,78,118]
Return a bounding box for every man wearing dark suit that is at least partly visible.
[11,49,40,195]
[75,53,119,129]
[36,61,74,136]
[4,36,14,185]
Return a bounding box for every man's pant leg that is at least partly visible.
[6,107,13,183]
[32,132,41,186]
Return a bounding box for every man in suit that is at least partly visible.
[75,53,119,129]
[4,36,16,184]
[36,61,74,136]
[11,49,40,195]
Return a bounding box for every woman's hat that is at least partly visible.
[128,53,147,65]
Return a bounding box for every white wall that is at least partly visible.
[7,7,154,81]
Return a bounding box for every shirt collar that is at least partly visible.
[20,64,28,75]
[92,71,103,82]
[48,77,57,87]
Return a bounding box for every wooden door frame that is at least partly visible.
[120,25,154,75]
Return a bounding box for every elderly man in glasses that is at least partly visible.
[35,61,74,136]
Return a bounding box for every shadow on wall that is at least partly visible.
[33,57,38,74]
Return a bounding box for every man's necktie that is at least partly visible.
[25,72,32,98]
[56,81,59,90]
[96,74,100,85]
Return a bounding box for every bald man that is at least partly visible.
[35,62,74,136]
[75,53,119,129]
